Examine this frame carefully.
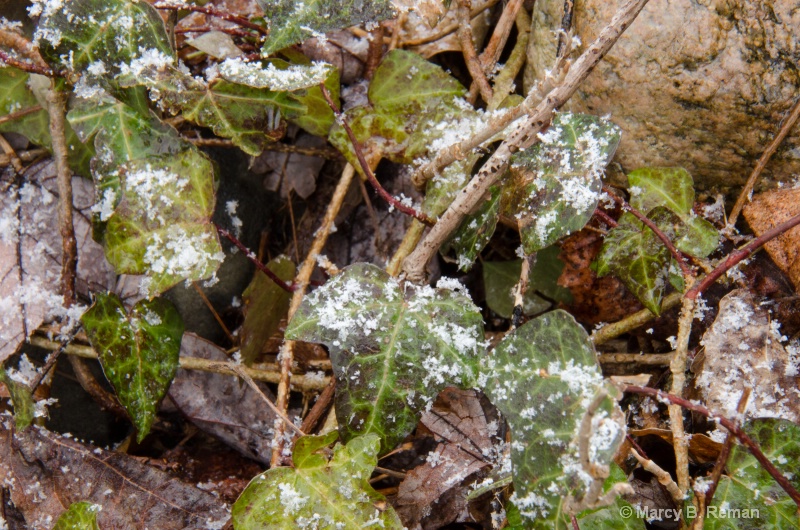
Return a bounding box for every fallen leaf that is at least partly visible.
[0,422,230,529]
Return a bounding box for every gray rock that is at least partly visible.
[525,0,800,196]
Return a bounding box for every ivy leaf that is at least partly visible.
[218,58,334,92]
[81,292,184,442]
[256,0,396,56]
[240,256,295,366]
[442,184,501,270]
[0,370,35,429]
[35,0,173,79]
[232,432,404,529]
[54,501,100,530]
[575,465,639,529]
[595,212,671,315]
[285,263,484,452]
[482,260,550,319]
[483,310,626,528]
[422,155,479,218]
[504,113,621,253]
[704,419,800,529]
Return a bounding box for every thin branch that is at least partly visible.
[400,0,502,47]
[479,0,523,74]
[271,163,356,466]
[319,84,435,225]
[630,447,683,504]
[29,325,81,392]
[191,281,235,343]
[668,296,695,494]
[510,253,532,329]
[624,385,800,507]
[686,211,800,299]
[570,515,581,530]
[0,135,23,173]
[152,2,268,35]
[215,224,294,293]
[0,50,59,77]
[300,377,335,433]
[230,364,305,436]
[364,25,384,80]
[593,207,618,228]
[597,353,673,365]
[456,0,493,104]
[487,7,531,111]
[0,105,43,127]
[591,293,682,345]
[403,0,653,282]
[727,96,800,229]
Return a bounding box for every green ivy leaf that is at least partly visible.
[442,184,501,271]
[703,419,800,530]
[575,465,639,529]
[36,0,173,78]
[256,0,396,56]
[53,501,101,530]
[482,260,550,319]
[422,155,479,218]
[240,256,295,366]
[0,369,35,429]
[232,432,404,529]
[595,212,671,315]
[505,113,621,253]
[285,263,484,452]
[675,215,719,257]
[81,292,184,442]
[483,310,626,528]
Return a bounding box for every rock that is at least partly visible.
[525,0,800,196]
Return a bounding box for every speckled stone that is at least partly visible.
[525,0,800,196]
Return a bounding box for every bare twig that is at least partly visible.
[300,377,336,433]
[591,292,683,345]
[630,447,683,504]
[319,84,435,225]
[479,0,523,74]
[215,224,294,293]
[386,219,427,277]
[668,296,695,494]
[401,0,502,47]
[510,253,532,329]
[152,2,267,35]
[593,207,618,228]
[403,0,652,282]
[28,325,81,392]
[487,8,531,111]
[364,25,384,80]
[727,96,800,230]
[625,385,800,507]
[457,0,493,104]
[190,282,235,343]
[271,163,356,466]
[597,353,673,366]
[570,515,581,530]
[0,135,23,173]
[230,364,304,436]
[67,355,127,417]
[0,50,59,77]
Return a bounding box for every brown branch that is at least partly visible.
[403,0,653,282]
[364,25,384,80]
[593,208,618,227]
[191,281,235,343]
[215,224,295,293]
[0,105,43,127]
[686,211,800,299]
[456,0,493,104]
[319,84,435,225]
[0,49,59,77]
[624,385,800,507]
[153,2,268,35]
[300,377,335,433]
[727,96,800,229]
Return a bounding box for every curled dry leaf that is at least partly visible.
[743,188,800,292]
[167,333,277,465]
[695,289,800,422]
[0,422,229,529]
[0,160,116,363]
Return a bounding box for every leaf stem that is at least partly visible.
[152,2,268,36]
[214,224,295,293]
[624,385,800,508]
[319,84,435,225]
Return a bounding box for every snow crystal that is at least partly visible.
[118,47,174,78]
[218,58,332,91]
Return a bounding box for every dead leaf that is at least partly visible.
[694,289,800,422]
[743,188,800,292]
[167,333,277,464]
[628,428,723,464]
[0,161,116,363]
[253,134,327,199]
[0,421,229,529]
[402,0,495,59]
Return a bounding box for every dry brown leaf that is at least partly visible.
[167,333,277,464]
[628,428,723,464]
[743,188,800,292]
[695,289,800,422]
[0,421,229,529]
[0,161,116,363]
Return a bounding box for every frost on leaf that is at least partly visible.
[256,0,396,56]
[704,419,800,530]
[285,263,484,452]
[482,310,626,528]
[53,501,100,530]
[0,160,115,363]
[441,184,502,271]
[232,432,404,529]
[696,289,800,423]
[219,58,333,91]
[81,292,183,442]
[504,113,621,254]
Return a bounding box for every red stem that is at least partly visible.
[686,211,800,299]
[319,84,435,226]
[0,50,59,77]
[624,385,800,507]
[593,208,618,228]
[215,224,295,293]
[153,2,268,36]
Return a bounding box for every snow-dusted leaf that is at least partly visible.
[595,212,671,315]
[0,369,35,429]
[240,255,295,366]
[168,333,278,464]
[504,113,621,253]
[53,501,100,530]
[696,290,800,423]
[704,419,800,530]
[422,155,479,218]
[219,58,333,91]
[256,0,396,56]
[0,161,116,363]
[482,310,626,528]
[35,0,173,79]
[0,425,230,529]
[329,49,471,173]
[232,432,404,529]
[81,292,183,442]
[442,184,501,271]
[285,263,484,452]
[574,465,640,529]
